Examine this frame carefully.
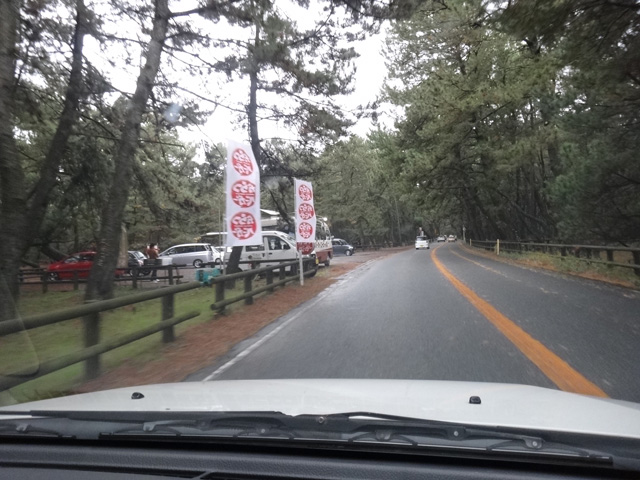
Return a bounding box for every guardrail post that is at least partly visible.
[279,266,286,281]
[168,267,174,285]
[161,293,176,342]
[132,267,138,289]
[83,306,101,380]
[244,274,253,305]
[73,270,79,291]
[215,281,225,313]
[266,269,274,292]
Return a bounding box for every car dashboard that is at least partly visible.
[1,438,637,480]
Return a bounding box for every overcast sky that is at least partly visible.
[87,0,396,155]
[179,28,393,152]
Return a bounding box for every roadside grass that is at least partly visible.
[485,249,640,289]
[1,283,251,405]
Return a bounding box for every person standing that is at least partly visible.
[146,243,160,281]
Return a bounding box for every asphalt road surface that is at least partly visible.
[188,243,640,403]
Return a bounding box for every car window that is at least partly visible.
[4,1,640,473]
[266,236,283,250]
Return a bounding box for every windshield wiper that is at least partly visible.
[0,410,619,467]
[0,421,75,438]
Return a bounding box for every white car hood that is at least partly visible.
[3,379,640,439]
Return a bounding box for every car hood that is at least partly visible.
[3,379,640,439]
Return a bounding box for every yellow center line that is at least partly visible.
[432,247,608,397]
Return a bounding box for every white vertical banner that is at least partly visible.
[294,178,316,254]
[226,140,261,247]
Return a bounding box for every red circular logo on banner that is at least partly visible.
[298,202,315,220]
[297,242,314,254]
[231,179,257,207]
[298,184,313,201]
[230,212,257,240]
[298,221,313,239]
[232,148,253,176]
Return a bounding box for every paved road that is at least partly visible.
[188,243,640,403]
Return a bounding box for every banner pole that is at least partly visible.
[299,251,304,286]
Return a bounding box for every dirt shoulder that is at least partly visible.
[77,247,409,393]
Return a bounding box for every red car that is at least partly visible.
[46,251,125,281]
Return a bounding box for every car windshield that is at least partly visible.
[1,0,640,468]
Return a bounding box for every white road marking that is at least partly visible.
[202,259,378,381]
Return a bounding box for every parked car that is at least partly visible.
[437,235,446,242]
[46,251,125,280]
[447,235,456,242]
[332,238,354,256]
[159,243,220,267]
[127,251,151,276]
[415,236,429,249]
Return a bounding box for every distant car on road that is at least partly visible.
[46,251,125,281]
[159,243,220,268]
[415,236,429,249]
[437,236,446,242]
[332,238,354,256]
[447,235,456,242]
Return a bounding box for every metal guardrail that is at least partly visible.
[468,239,640,276]
[0,258,319,392]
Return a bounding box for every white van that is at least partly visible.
[225,231,315,271]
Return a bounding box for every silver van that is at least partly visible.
[159,243,219,267]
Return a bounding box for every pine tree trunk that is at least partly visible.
[85,0,169,300]
[0,0,86,320]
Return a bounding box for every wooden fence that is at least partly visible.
[468,239,640,276]
[0,258,317,392]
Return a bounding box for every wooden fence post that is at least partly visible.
[244,275,253,305]
[168,267,174,285]
[215,281,225,313]
[496,239,500,256]
[73,270,79,291]
[632,251,640,277]
[161,293,176,343]
[606,250,614,268]
[42,274,48,294]
[132,267,138,289]
[266,269,274,293]
[83,307,101,380]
